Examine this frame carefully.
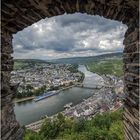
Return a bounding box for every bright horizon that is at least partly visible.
[13,51,122,61]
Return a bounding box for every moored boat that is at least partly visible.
[64,102,73,109]
[34,90,59,102]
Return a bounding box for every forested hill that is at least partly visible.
[14,59,52,70]
[50,52,122,64]
[14,52,122,70]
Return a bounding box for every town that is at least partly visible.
[26,73,124,132]
[63,85,124,120]
[11,63,84,98]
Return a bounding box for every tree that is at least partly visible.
[24,110,124,140]
[24,86,32,97]
[109,120,124,140]
[91,113,112,130]
[57,113,65,124]
[24,130,43,140]
[86,127,116,140]
[40,118,59,139]
[73,119,86,132]
[56,113,66,132]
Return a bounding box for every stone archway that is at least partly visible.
[1,1,139,140]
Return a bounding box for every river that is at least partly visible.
[14,65,104,125]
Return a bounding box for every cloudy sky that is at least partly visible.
[13,13,127,60]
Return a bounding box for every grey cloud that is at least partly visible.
[13,13,127,59]
[44,39,75,52]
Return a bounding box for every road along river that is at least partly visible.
[14,65,104,125]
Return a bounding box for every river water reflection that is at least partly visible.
[14,65,104,125]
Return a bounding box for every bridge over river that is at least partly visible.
[75,83,114,89]
[15,65,108,129]
[25,84,115,132]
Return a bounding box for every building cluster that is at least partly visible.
[26,74,124,132]
[54,75,124,120]
[11,64,82,94]
[62,86,123,120]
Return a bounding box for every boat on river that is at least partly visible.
[34,90,60,102]
[64,102,73,109]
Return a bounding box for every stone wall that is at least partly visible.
[1,0,139,140]
[1,30,24,140]
[2,0,138,33]
[123,26,139,140]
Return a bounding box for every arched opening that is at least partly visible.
[12,13,127,60]
[11,13,127,125]
[1,1,139,140]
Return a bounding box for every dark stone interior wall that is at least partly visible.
[1,30,24,140]
[1,0,139,140]
[123,26,139,140]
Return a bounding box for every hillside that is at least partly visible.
[87,58,123,77]
[14,59,51,70]
[14,53,123,76]
[49,52,123,77]
[49,52,122,64]
[24,109,124,140]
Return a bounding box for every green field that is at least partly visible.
[87,58,123,77]
[14,61,29,70]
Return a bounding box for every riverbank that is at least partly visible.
[59,84,77,91]
[14,96,35,103]
[14,66,84,101]
[25,66,124,131]
[14,65,104,125]
[14,84,80,103]
[26,86,123,132]
[85,64,102,77]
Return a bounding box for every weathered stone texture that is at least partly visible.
[123,26,139,140]
[1,31,24,140]
[2,0,138,34]
[1,0,139,140]
[124,28,139,45]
